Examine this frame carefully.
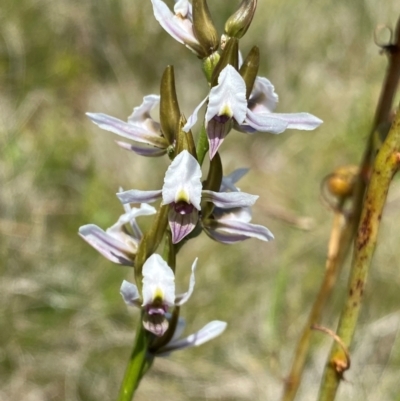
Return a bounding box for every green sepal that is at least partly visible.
[175,116,197,159]
[201,152,223,218]
[162,230,176,273]
[134,205,169,290]
[160,66,180,146]
[192,0,219,58]
[239,46,260,99]
[211,37,239,87]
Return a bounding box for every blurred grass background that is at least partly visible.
[1,0,400,400]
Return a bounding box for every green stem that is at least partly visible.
[116,319,152,401]
[317,104,400,401]
[196,125,209,166]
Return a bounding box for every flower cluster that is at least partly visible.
[79,0,322,360]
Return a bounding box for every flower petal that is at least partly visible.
[168,208,199,244]
[207,118,233,160]
[243,108,289,134]
[120,280,141,306]
[143,313,169,337]
[206,65,247,125]
[78,224,135,266]
[202,190,258,208]
[183,95,208,132]
[86,112,168,148]
[267,112,323,131]
[150,0,202,55]
[248,76,279,113]
[115,140,167,157]
[142,254,175,307]
[117,189,162,205]
[155,321,227,355]
[162,150,202,209]
[204,218,274,244]
[127,94,160,125]
[175,258,197,305]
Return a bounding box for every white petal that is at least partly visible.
[127,94,160,125]
[86,112,167,148]
[79,224,135,265]
[175,258,197,305]
[268,112,323,131]
[248,76,279,113]
[206,65,247,125]
[156,321,227,355]
[162,150,202,210]
[151,0,201,54]
[117,189,162,205]
[142,254,175,307]
[115,140,167,157]
[108,204,156,231]
[202,190,258,208]
[206,219,274,243]
[183,95,208,132]
[120,280,141,306]
[244,108,289,134]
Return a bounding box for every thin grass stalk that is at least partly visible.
[281,211,345,401]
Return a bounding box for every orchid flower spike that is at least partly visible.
[117,150,259,243]
[120,253,197,336]
[202,168,274,243]
[153,317,227,356]
[86,95,169,157]
[151,0,206,57]
[184,65,323,159]
[79,203,156,266]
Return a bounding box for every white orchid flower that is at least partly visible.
[120,253,197,336]
[79,203,156,266]
[117,150,259,244]
[86,95,169,157]
[151,0,205,56]
[184,65,323,159]
[202,168,274,244]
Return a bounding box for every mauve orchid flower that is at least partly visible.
[79,203,156,266]
[151,0,205,56]
[86,95,169,157]
[117,150,259,244]
[120,253,197,336]
[202,168,274,243]
[184,65,323,159]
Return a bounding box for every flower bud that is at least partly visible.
[211,37,239,87]
[224,0,257,39]
[202,51,221,84]
[326,165,358,199]
[160,66,180,146]
[239,46,260,99]
[192,0,219,58]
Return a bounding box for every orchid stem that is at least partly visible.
[196,125,209,166]
[317,103,400,401]
[116,318,152,401]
